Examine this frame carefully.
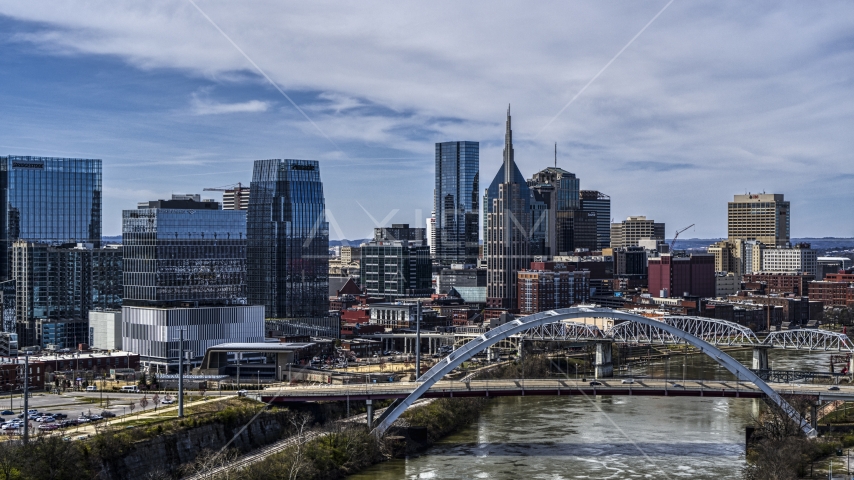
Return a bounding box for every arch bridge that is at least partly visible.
[372,307,818,438]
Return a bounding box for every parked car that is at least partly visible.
[60,420,78,428]
[161,398,175,405]
[38,424,58,431]
[1,424,17,430]
[1,410,14,415]
[100,411,116,418]
[76,417,90,423]
[54,413,68,419]
[27,409,37,415]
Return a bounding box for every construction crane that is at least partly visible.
[670,224,695,251]
[203,182,249,210]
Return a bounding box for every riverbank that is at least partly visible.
[235,397,489,480]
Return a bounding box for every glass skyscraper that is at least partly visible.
[247,159,328,318]
[122,195,247,306]
[0,156,102,279]
[435,142,479,266]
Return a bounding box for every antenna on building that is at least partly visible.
[554,143,557,169]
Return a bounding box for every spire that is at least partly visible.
[503,105,514,183]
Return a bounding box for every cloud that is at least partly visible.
[190,97,269,115]
[1,1,854,238]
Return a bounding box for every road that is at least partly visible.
[254,378,854,403]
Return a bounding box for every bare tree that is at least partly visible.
[288,412,314,480]
[182,448,239,480]
[128,400,136,417]
[140,395,149,412]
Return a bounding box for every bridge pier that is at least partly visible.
[366,399,374,428]
[752,346,770,371]
[517,339,525,361]
[594,341,614,379]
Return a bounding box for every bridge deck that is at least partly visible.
[255,379,854,403]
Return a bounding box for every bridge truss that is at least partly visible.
[519,316,853,352]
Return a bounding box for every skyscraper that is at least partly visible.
[728,193,790,246]
[247,159,329,318]
[0,156,102,279]
[580,190,611,250]
[122,194,247,306]
[434,141,479,266]
[486,107,531,310]
[528,167,582,255]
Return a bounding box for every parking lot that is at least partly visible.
[1,390,234,437]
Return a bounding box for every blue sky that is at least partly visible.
[1,2,852,239]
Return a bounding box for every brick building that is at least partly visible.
[648,254,715,298]
[517,262,590,314]
[809,273,854,307]
[742,272,815,296]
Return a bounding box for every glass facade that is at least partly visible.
[13,241,122,347]
[247,159,328,318]
[122,200,246,306]
[580,191,611,250]
[360,241,432,298]
[435,142,479,266]
[0,156,102,279]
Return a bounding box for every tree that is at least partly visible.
[140,395,149,411]
[138,371,148,389]
[287,412,314,480]
[0,439,22,480]
[128,401,136,417]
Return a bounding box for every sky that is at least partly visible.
[1,1,852,240]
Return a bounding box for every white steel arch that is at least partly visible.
[372,307,816,437]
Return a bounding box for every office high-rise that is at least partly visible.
[435,141,479,266]
[0,156,102,279]
[247,159,329,318]
[610,216,665,248]
[581,190,611,250]
[728,193,790,247]
[122,194,247,306]
[528,167,580,256]
[486,107,531,310]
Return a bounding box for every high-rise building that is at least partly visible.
[373,224,426,243]
[434,141,479,266]
[359,239,432,298]
[222,184,250,210]
[486,107,531,310]
[580,191,611,250]
[528,167,581,256]
[122,194,262,372]
[426,211,436,259]
[610,216,665,248]
[0,156,102,279]
[13,241,122,348]
[517,262,590,314]
[122,194,247,306]
[728,193,790,246]
[761,243,817,275]
[247,159,329,318]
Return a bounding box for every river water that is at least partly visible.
[351,348,839,479]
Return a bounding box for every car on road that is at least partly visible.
[161,398,175,405]
[670,383,684,389]
[828,386,841,391]
[589,381,602,386]
[621,379,635,384]
[236,390,248,397]
[1,410,13,416]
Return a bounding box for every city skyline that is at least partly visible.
[1,3,853,239]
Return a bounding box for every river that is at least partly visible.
[351,348,838,479]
